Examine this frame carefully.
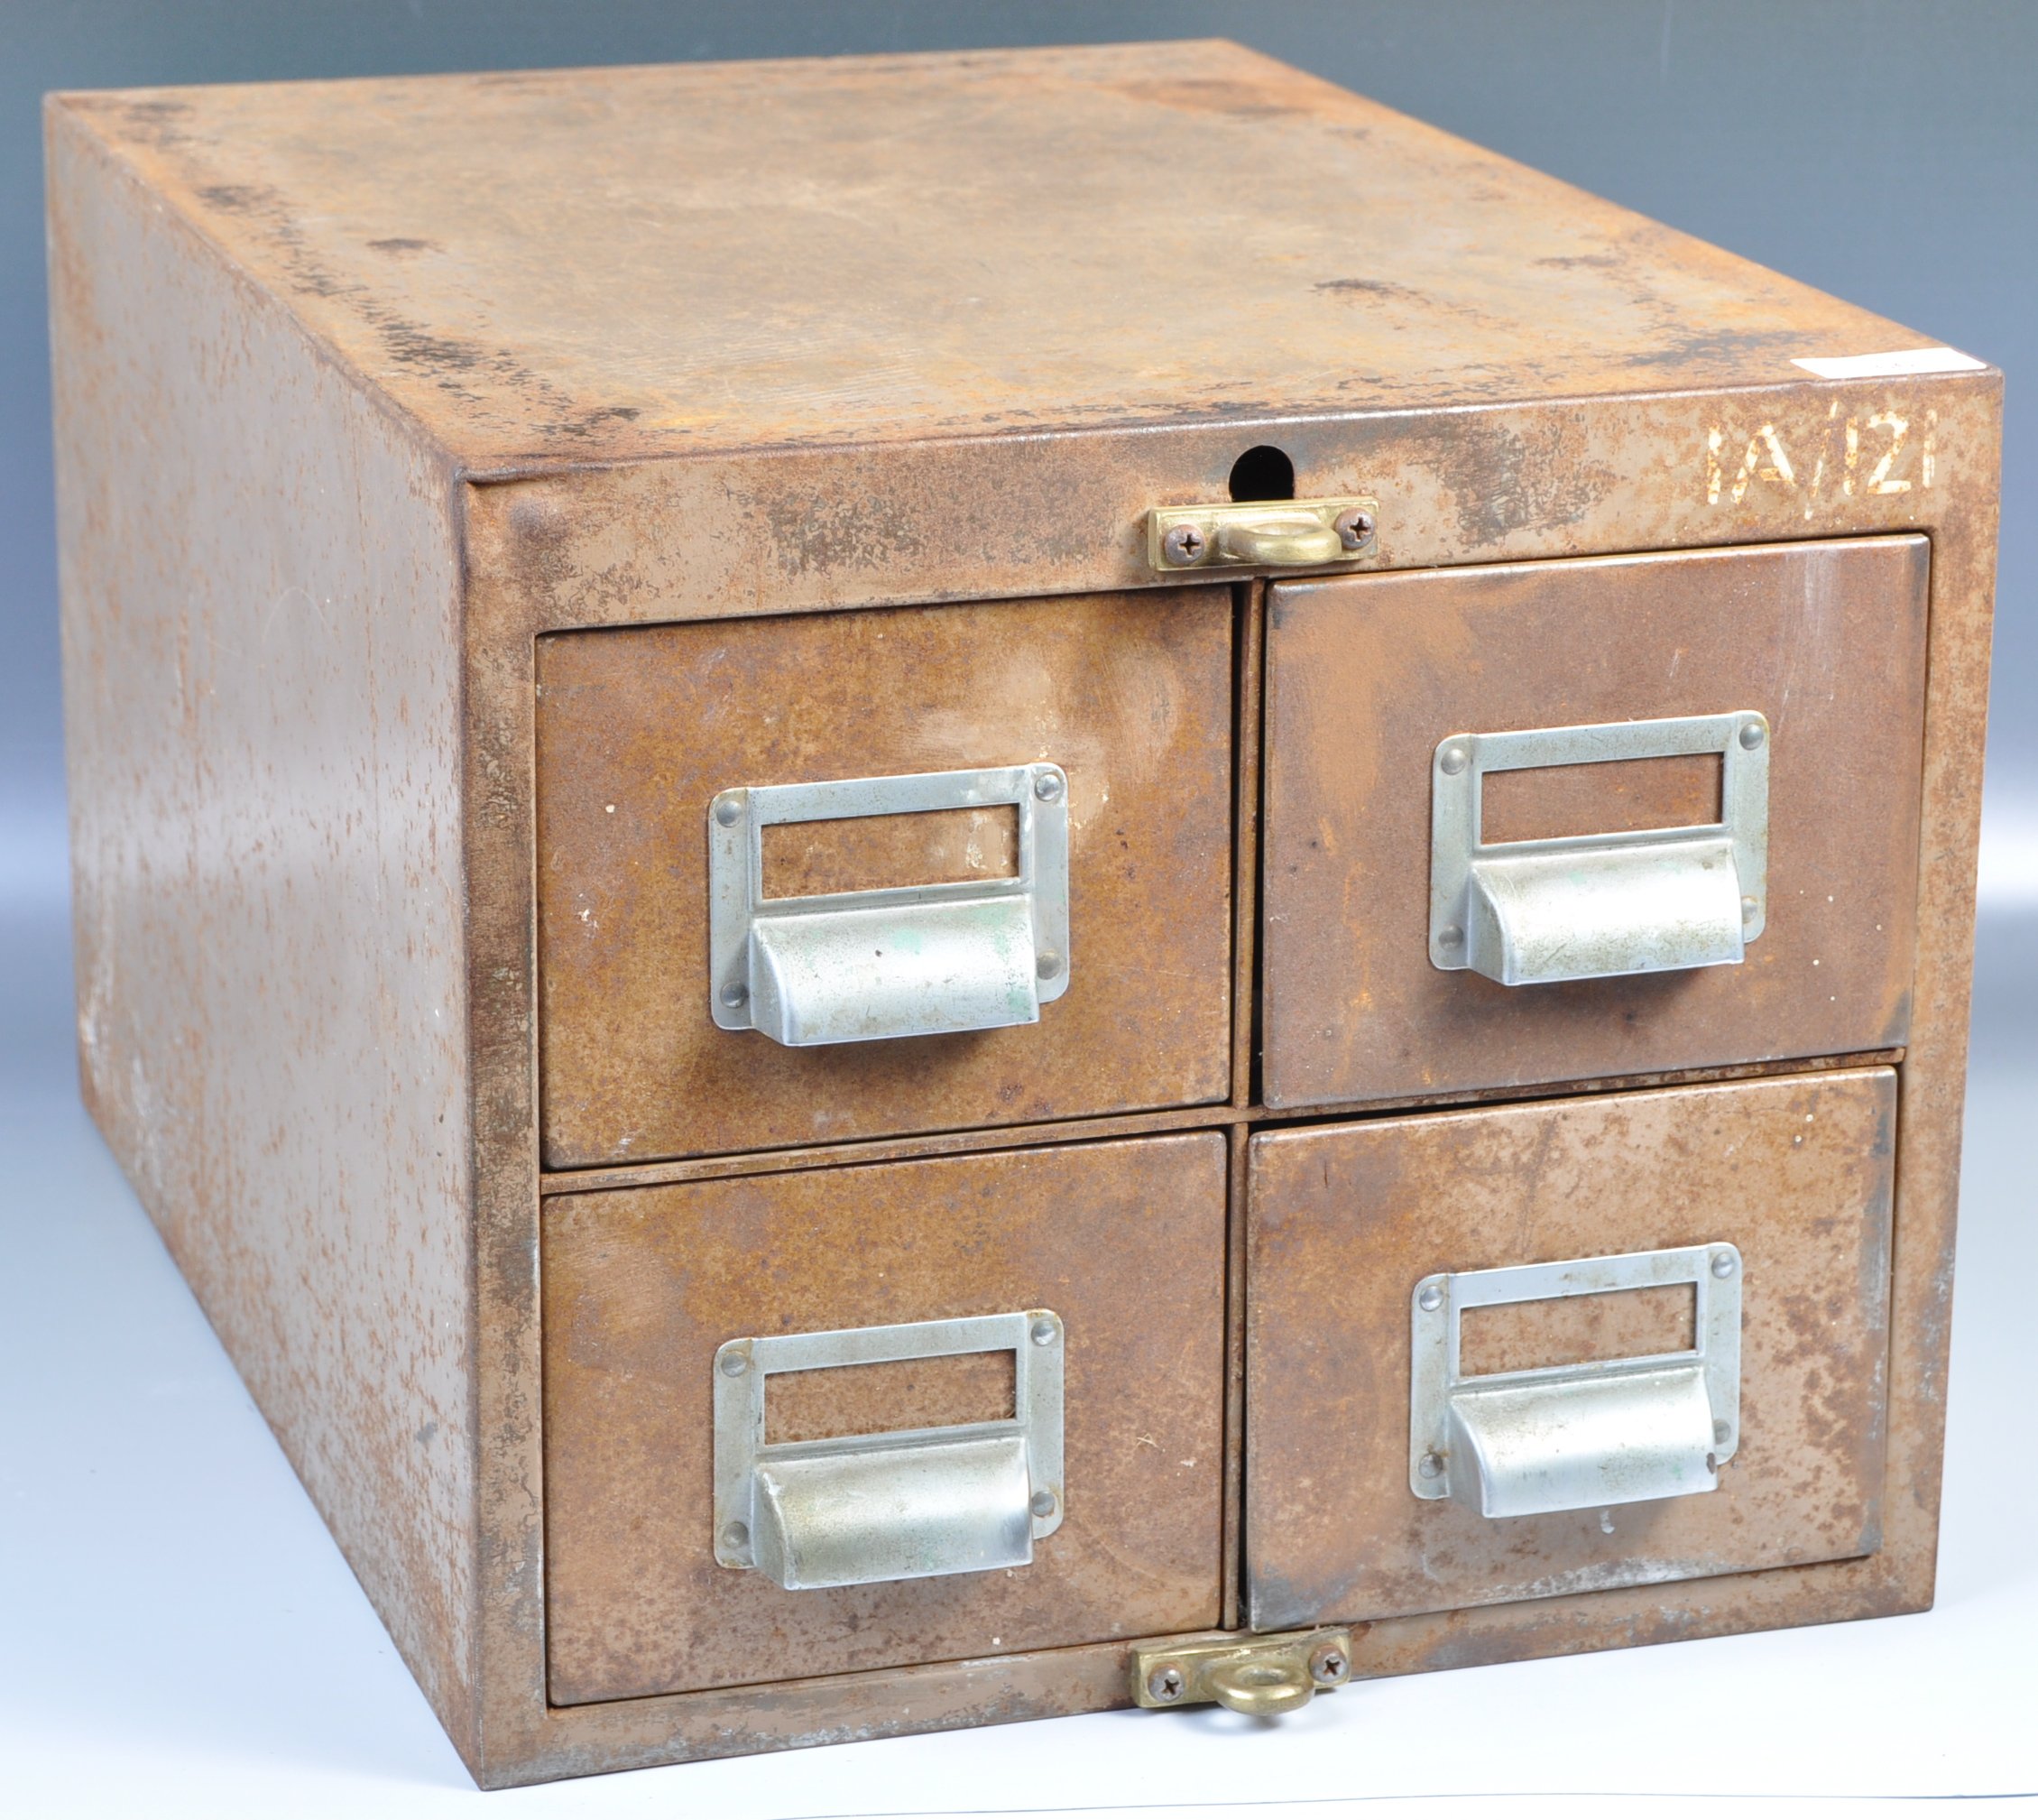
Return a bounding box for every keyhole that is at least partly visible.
[1228,445,1296,501]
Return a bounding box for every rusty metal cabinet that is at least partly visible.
[49,41,1997,1788]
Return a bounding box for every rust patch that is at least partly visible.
[761,804,1019,900]
[766,1350,1017,1445]
[1481,751,1722,845]
[1459,1280,1695,1377]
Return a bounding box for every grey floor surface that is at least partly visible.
[1,893,2033,1816]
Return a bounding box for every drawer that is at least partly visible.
[542,1131,1228,1705]
[1243,1068,1895,1631]
[537,589,1235,1167]
[1260,538,1929,1109]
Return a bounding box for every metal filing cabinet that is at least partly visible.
[48,42,1998,1788]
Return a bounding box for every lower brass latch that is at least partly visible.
[1131,1628,1352,1716]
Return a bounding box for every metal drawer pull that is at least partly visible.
[713,1310,1065,1591]
[1147,495,1378,570]
[1428,710,1770,986]
[708,763,1070,1046]
[1409,1243,1742,1519]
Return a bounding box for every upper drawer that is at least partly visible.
[537,589,1235,1168]
[1260,538,1929,1110]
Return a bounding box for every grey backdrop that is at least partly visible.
[1,7,2033,1809]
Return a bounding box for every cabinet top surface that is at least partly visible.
[53,40,1929,473]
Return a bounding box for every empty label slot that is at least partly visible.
[764,1348,1018,1445]
[1480,752,1722,846]
[761,804,1020,899]
[1458,1280,1697,1378]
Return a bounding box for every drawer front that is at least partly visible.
[537,589,1234,1167]
[542,1132,1227,1705]
[1244,1069,1895,1631]
[1260,538,1929,1108]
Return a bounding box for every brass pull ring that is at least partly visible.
[1131,1626,1351,1714]
[1215,514,1345,567]
[1203,1656,1317,1716]
[1146,497,1375,571]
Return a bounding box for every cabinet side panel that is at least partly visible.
[47,104,477,1751]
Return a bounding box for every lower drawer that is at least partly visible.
[541,1132,1228,1705]
[1244,1068,1895,1631]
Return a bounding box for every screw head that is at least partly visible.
[1739,720,1766,751]
[1418,1451,1444,1480]
[1029,1489,1057,1519]
[1034,771,1065,802]
[720,980,749,1009]
[1036,950,1062,980]
[1714,1419,1731,1445]
[1417,1282,1443,1312]
[1711,1251,1737,1278]
[1310,1644,1350,1686]
[718,1349,749,1377]
[1436,924,1465,952]
[721,1520,749,1551]
[1438,744,1470,776]
[1742,895,1760,924]
[1333,507,1376,550]
[1161,523,1208,566]
[1147,1665,1186,1703]
[1030,1317,1058,1346]
[713,792,743,827]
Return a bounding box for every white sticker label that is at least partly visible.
[1792,346,1987,380]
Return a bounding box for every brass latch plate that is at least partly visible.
[1147,497,1378,572]
[1131,1628,1352,1715]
